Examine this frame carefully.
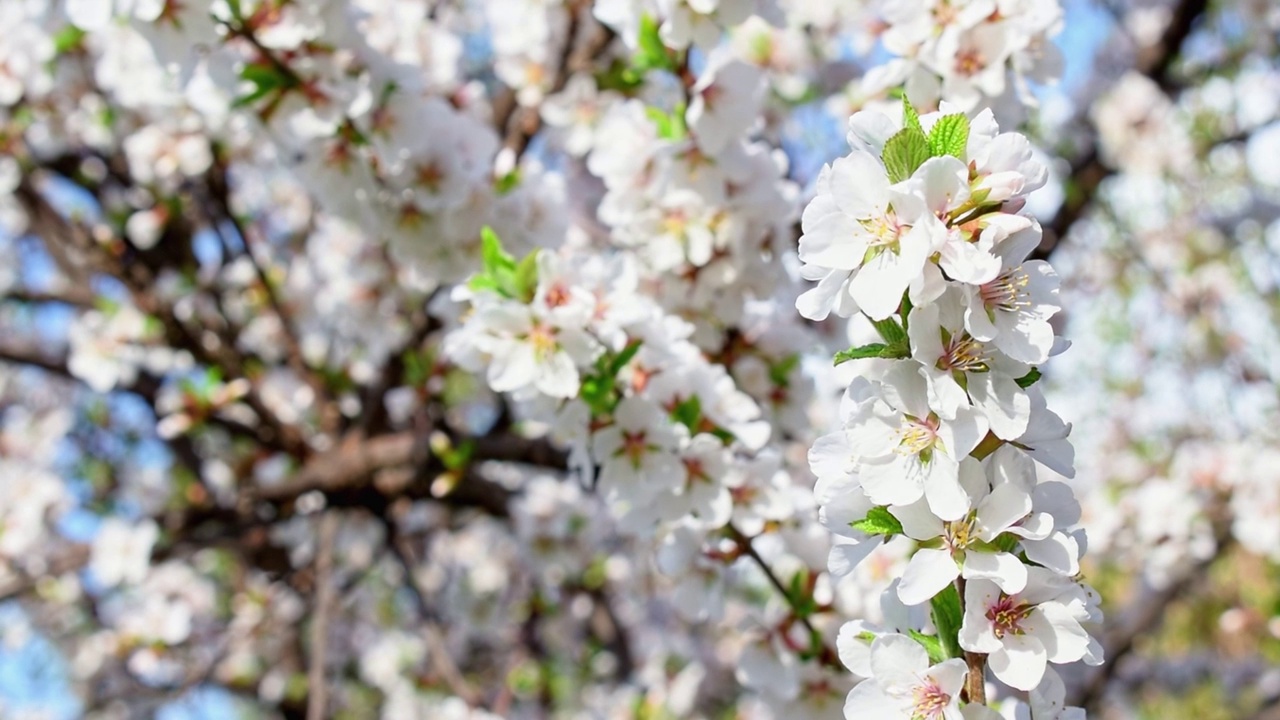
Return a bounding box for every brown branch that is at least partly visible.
[306,510,339,720]
[502,7,616,160]
[2,287,97,308]
[0,546,91,602]
[0,341,71,375]
[1069,498,1234,710]
[728,524,841,669]
[954,576,986,705]
[382,512,483,706]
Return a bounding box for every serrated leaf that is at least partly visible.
[882,127,931,183]
[908,630,946,664]
[850,506,904,537]
[902,97,923,135]
[928,113,970,159]
[929,583,965,660]
[1015,368,1042,389]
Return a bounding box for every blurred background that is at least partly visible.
[1,0,1279,718]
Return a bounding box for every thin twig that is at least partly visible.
[307,510,340,720]
[728,524,841,668]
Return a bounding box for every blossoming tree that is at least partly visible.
[1,0,1278,718]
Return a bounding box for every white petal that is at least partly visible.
[897,549,959,606]
[989,634,1047,691]
[962,551,1027,595]
[870,634,929,693]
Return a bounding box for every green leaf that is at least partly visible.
[908,630,946,664]
[991,533,1020,554]
[595,60,646,94]
[833,342,909,365]
[514,250,539,303]
[609,341,643,375]
[901,97,923,136]
[882,127,931,183]
[233,62,295,109]
[671,394,702,431]
[53,25,86,55]
[495,169,522,195]
[632,13,677,73]
[1015,368,1042,389]
[645,103,687,140]
[870,316,909,346]
[769,354,800,385]
[929,583,965,660]
[850,506,904,537]
[928,113,970,160]
[480,226,515,274]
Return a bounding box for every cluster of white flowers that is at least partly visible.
[841,0,1063,123]
[800,100,1102,712]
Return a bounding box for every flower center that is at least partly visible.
[860,211,908,258]
[979,268,1031,313]
[527,322,558,359]
[896,415,940,459]
[620,430,650,468]
[911,681,952,720]
[943,515,976,551]
[937,331,988,373]
[986,594,1034,638]
[955,48,986,76]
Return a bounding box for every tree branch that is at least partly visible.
[1069,498,1234,710]
[306,510,339,720]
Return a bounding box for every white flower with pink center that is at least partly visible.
[844,633,967,720]
[959,569,1095,691]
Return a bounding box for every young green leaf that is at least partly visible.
[908,630,946,665]
[514,250,540,303]
[833,342,910,366]
[929,583,965,660]
[850,506,904,537]
[609,341,644,376]
[901,96,924,135]
[633,13,676,73]
[882,127,931,183]
[928,113,970,159]
[1015,367,1042,389]
[671,394,702,431]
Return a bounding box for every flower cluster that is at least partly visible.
[801,100,1103,711]
[850,0,1063,121]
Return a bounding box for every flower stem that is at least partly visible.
[954,576,987,705]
